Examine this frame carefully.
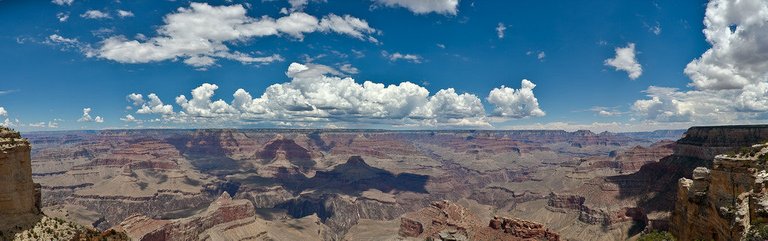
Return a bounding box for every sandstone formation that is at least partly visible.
[585,125,768,238]
[0,127,40,230]
[399,200,559,240]
[672,143,768,241]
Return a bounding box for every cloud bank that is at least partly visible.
[373,0,459,15]
[96,3,378,68]
[127,62,545,128]
[632,0,768,124]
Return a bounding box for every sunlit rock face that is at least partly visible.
[399,200,560,241]
[0,127,40,229]
[672,145,768,241]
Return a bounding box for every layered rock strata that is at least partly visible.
[115,192,254,241]
[0,127,41,230]
[399,200,559,240]
[672,144,768,241]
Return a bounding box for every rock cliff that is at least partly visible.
[672,143,768,241]
[602,125,768,235]
[0,127,41,229]
[0,127,129,241]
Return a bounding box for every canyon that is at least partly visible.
[19,128,692,240]
[16,126,768,240]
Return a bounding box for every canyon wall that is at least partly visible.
[0,127,40,229]
[675,125,768,160]
[672,146,768,240]
[669,125,768,240]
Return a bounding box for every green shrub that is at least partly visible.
[637,231,676,241]
[746,223,768,241]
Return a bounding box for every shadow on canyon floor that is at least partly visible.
[238,156,430,197]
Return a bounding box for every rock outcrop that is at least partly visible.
[1,127,129,241]
[601,125,768,236]
[0,127,41,229]
[546,193,646,228]
[399,200,559,240]
[672,143,768,241]
[114,192,254,241]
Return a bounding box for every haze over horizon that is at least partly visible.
[1,0,767,132]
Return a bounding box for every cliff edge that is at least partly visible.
[0,127,40,230]
[673,143,768,241]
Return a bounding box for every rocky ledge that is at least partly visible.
[672,143,768,241]
[399,200,559,241]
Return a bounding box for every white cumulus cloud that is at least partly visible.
[373,0,459,15]
[121,114,137,122]
[57,12,69,22]
[631,0,768,125]
[128,93,174,115]
[684,0,768,90]
[383,51,422,63]
[604,43,642,80]
[487,79,545,118]
[81,10,110,19]
[117,10,134,18]
[95,3,376,68]
[78,108,104,123]
[129,62,546,127]
[52,0,73,6]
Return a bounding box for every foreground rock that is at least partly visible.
[0,127,40,230]
[399,200,559,240]
[672,143,768,241]
[0,127,128,240]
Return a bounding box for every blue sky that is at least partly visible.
[1,0,765,132]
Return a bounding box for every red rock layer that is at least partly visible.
[399,200,559,241]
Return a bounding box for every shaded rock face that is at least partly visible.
[672,147,768,241]
[546,193,646,228]
[278,192,406,237]
[613,141,675,173]
[676,125,768,160]
[603,125,768,233]
[241,156,430,197]
[399,200,559,241]
[115,192,255,241]
[0,127,41,229]
[264,156,425,236]
[259,138,316,170]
